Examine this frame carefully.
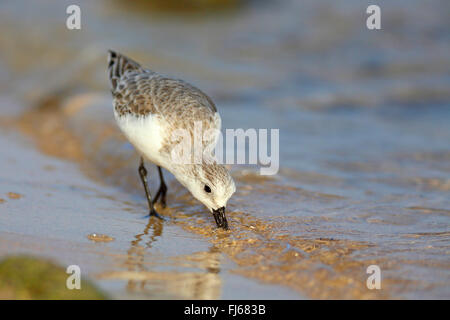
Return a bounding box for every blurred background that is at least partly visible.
[0,0,449,299]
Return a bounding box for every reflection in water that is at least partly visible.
[120,218,223,299]
[125,218,163,292]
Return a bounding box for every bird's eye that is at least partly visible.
[204,185,212,193]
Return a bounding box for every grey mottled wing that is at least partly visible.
[113,71,217,119]
[113,70,222,157]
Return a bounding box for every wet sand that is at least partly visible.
[0,128,300,299]
[2,91,444,299]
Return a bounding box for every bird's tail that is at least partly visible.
[107,50,143,91]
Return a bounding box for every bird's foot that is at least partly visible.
[144,208,166,221]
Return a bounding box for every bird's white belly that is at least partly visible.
[114,111,167,166]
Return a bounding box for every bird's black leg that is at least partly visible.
[138,157,164,220]
[152,166,168,208]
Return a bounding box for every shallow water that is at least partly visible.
[0,0,449,299]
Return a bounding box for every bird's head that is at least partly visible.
[173,163,235,229]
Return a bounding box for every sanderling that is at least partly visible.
[107,50,235,229]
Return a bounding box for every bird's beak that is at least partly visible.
[212,206,228,230]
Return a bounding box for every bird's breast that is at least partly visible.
[114,111,166,166]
